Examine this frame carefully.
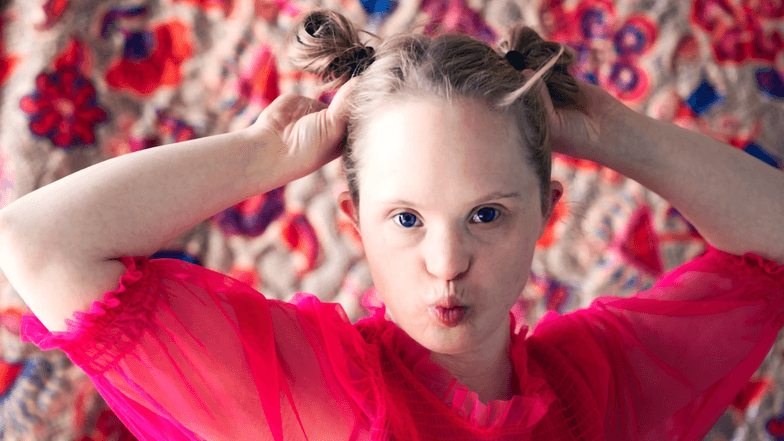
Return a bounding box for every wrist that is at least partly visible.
[237,126,296,195]
[583,103,655,169]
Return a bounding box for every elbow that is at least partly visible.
[0,210,16,271]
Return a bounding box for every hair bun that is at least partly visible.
[327,46,376,82]
[304,12,327,36]
[288,10,375,88]
[498,25,579,107]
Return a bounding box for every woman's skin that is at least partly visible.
[337,97,562,404]
[1,53,782,405]
[335,72,784,404]
[527,70,784,265]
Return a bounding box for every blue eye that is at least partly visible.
[473,207,499,223]
[394,207,500,229]
[395,212,420,228]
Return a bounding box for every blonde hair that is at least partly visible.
[288,9,578,219]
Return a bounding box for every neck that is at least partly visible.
[430,323,518,405]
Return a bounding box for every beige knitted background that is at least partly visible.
[0,0,783,439]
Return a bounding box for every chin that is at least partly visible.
[419,327,475,354]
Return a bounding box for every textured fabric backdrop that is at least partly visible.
[0,0,783,439]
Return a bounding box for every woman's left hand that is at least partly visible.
[522,69,629,159]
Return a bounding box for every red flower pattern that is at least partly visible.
[238,45,280,108]
[2,3,783,440]
[255,0,303,21]
[280,212,321,277]
[541,0,658,103]
[0,14,18,86]
[421,0,497,44]
[38,0,70,30]
[175,0,236,16]
[19,39,107,148]
[690,0,784,64]
[105,20,193,96]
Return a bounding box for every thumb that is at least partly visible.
[326,77,358,127]
[522,68,555,118]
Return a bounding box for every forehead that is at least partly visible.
[357,97,539,206]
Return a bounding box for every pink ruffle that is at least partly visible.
[659,244,784,327]
[20,256,156,374]
[416,318,557,428]
[349,300,558,430]
[701,243,784,285]
[288,292,381,422]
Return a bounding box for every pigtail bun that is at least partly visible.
[288,10,376,90]
[497,25,579,107]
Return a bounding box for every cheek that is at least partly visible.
[361,233,426,324]
[361,230,408,292]
[361,227,397,274]
[487,224,539,297]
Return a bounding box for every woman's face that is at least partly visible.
[338,97,560,355]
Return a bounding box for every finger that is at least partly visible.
[269,95,324,124]
[538,81,556,117]
[572,78,611,115]
[327,77,358,125]
[522,69,555,117]
[300,97,327,117]
[312,79,358,155]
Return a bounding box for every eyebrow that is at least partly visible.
[381,191,522,208]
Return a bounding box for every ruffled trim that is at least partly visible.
[358,303,557,429]
[699,243,784,328]
[289,293,382,422]
[20,256,157,375]
[702,243,784,286]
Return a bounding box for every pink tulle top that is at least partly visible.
[20,244,784,441]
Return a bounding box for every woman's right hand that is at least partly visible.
[247,78,357,182]
[521,68,628,160]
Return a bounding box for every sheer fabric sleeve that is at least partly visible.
[19,256,363,441]
[530,244,784,441]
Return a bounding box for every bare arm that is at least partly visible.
[583,103,784,265]
[0,128,292,332]
[0,81,353,266]
[0,128,289,263]
[0,86,352,333]
[536,74,784,265]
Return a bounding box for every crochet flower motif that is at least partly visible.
[254,0,304,21]
[280,212,321,277]
[39,0,70,30]
[114,110,198,156]
[689,0,784,101]
[0,14,18,86]
[156,110,196,143]
[690,0,783,64]
[421,0,497,44]
[238,46,280,108]
[77,407,137,441]
[105,20,192,96]
[0,147,15,210]
[542,0,657,103]
[756,68,784,99]
[19,40,108,149]
[210,186,286,238]
[219,44,280,115]
[174,0,235,16]
[535,188,568,249]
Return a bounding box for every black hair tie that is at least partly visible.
[305,14,326,36]
[347,46,375,77]
[505,50,526,71]
[327,46,376,81]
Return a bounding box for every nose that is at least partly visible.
[424,225,471,282]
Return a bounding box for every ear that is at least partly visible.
[540,180,563,237]
[337,190,360,230]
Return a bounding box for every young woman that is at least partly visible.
[1,8,783,441]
